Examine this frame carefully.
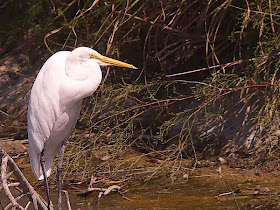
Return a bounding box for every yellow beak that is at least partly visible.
[90,53,137,69]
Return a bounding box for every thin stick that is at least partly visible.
[62,190,72,210]
[24,201,31,210]
[216,191,234,198]
[4,193,29,210]
[57,143,66,210]
[103,185,121,195]
[230,4,280,18]
[166,53,280,78]
[218,170,240,210]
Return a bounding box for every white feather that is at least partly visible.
[27,47,102,180]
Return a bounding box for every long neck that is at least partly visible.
[65,57,102,90]
[65,56,91,81]
[60,57,102,109]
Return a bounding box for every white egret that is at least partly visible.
[27,47,136,209]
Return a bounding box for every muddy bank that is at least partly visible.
[0,140,279,209]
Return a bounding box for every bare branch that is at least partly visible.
[0,148,49,210]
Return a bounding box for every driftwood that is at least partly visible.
[0,148,49,210]
[77,185,121,197]
[77,175,132,207]
[77,176,121,197]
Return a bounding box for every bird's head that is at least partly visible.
[70,47,137,69]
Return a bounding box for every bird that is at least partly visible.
[27,47,137,209]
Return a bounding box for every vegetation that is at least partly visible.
[1,0,280,184]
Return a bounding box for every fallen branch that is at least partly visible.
[0,148,49,210]
[97,185,122,208]
[77,185,121,197]
[101,185,121,196]
[77,179,132,202]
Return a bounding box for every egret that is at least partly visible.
[27,47,136,209]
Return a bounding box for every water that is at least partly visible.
[63,167,280,209]
[1,162,279,209]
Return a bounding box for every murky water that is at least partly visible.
[1,166,279,209]
[63,167,280,209]
[1,140,279,209]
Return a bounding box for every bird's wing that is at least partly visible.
[27,53,64,151]
[41,101,82,179]
[27,51,73,179]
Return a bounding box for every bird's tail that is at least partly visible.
[38,168,51,180]
[28,148,52,180]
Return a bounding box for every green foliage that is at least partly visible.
[0,0,52,46]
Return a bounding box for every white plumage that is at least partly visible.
[27,46,136,181]
[27,47,136,209]
[27,47,103,180]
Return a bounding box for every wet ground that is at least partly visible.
[76,168,279,209]
[23,167,278,209]
[0,140,279,209]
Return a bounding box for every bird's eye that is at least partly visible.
[89,53,97,59]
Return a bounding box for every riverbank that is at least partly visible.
[0,139,279,209]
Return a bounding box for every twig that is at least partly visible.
[118,191,133,202]
[218,168,240,210]
[62,190,72,210]
[7,182,20,187]
[230,4,280,18]
[96,185,121,208]
[74,0,100,20]
[119,12,205,39]
[53,0,79,21]
[44,26,64,54]
[4,193,29,210]
[103,185,121,195]
[0,109,10,117]
[166,53,280,77]
[24,201,31,210]
[215,191,234,198]
[44,0,100,53]
[78,185,122,197]
[0,148,49,210]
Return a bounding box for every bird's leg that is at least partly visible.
[40,149,52,210]
[57,142,66,210]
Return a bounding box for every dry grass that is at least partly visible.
[2,0,280,183]
[40,0,279,183]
